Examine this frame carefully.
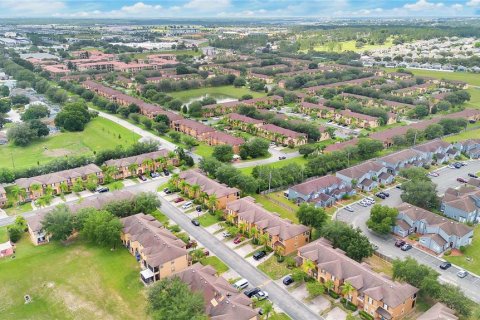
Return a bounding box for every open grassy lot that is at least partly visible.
[445,226,480,275]
[252,193,299,224]
[200,256,229,274]
[409,69,480,87]
[0,231,147,320]
[0,117,141,170]
[257,255,291,280]
[444,128,480,143]
[240,156,308,175]
[307,38,394,53]
[169,85,265,102]
[465,88,480,109]
[198,212,221,227]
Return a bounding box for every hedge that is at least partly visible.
[329,290,340,299]
[359,310,374,320]
[340,298,358,311]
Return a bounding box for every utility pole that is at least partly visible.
[10,151,15,170]
[413,131,417,146]
[268,170,272,193]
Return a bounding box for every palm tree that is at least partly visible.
[170,173,180,185]
[250,226,259,240]
[128,163,139,176]
[275,245,285,257]
[238,220,248,235]
[156,156,167,169]
[179,180,188,194]
[259,232,270,251]
[341,281,354,306]
[190,249,205,263]
[9,185,26,205]
[302,258,316,276]
[142,159,154,171]
[325,279,335,294]
[207,194,217,212]
[167,151,176,160]
[44,186,54,196]
[190,184,201,198]
[262,300,275,319]
[59,182,69,194]
[30,183,42,198]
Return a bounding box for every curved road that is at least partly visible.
[159,196,322,320]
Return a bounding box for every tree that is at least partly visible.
[134,192,161,214]
[341,282,354,305]
[54,101,92,132]
[81,210,123,248]
[212,145,234,162]
[261,300,274,319]
[367,205,399,235]
[146,277,206,320]
[169,132,181,143]
[233,77,246,87]
[28,119,49,137]
[296,203,327,230]
[7,122,37,146]
[325,279,335,294]
[321,221,373,261]
[41,205,74,241]
[182,136,199,151]
[401,180,439,209]
[357,139,383,160]
[190,249,206,263]
[302,258,316,275]
[20,104,50,121]
[424,124,444,140]
[399,167,429,181]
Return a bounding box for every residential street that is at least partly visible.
[232,147,301,168]
[336,159,480,303]
[158,196,323,320]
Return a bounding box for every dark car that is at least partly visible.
[401,244,413,251]
[454,163,462,169]
[244,287,261,298]
[163,169,170,176]
[457,177,468,183]
[468,173,478,178]
[440,262,452,270]
[196,205,202,212]
[283,275,294,286]
[139,175,147,181]
[174,197,184,203]
[253,250,267,261]
[381,191,390,197]
[395,184,402,189]
[96,186,109,193]
[395,239,406,247]
[191,219,200,226]
[278,156,286,160]
[375,193,386,199]
[163,188,172,194]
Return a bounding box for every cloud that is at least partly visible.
[184,0,230,10]
[467,0,480,7]
[403,0,444,11]
[118,2,162,14]
[0,0,65,16]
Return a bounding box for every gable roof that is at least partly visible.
[413,139,451,153]
[337,160,384,180]
[172,119,216,135]
[259,123,306,139]
[378,149,422,165]
[105,150,169,167]
[179,170,239,198]
[417,302,458,320]
[227,113,264,125]
[299,238,418,308]
[290,175,343,196]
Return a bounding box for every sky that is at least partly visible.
[0,0,479,18]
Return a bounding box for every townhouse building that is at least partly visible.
[177,170,240,210]
[418,303,457,320]
[287,175,355,207]
[202,131,245,154]
[121,213,189,285]
[104,150,176,179]
[335,109,381,129]
[26,190,135,245]
[202,96,283,117]
[413,139,460,164]
[391,83,432,97]
[336,160,393,191]
[226,113,265,131]
[377,149,426,175]
[394,203,473,254]
[441,187,480,224]
[257,123,307,147]
[0,185,7,208]
[170,118,215,139]
[15,164,103,201]
[226,197,310,255]
[297,238,419,320]
[454,139,480,159]
[305,76,381,93]
[175,264,258,320]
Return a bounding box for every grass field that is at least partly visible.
[0,117,141,170]
[409,69,480,87]
[0,231,146,320]
[444,128,480,142]
[169,85,265,102]
[200,256,229,274]
[445,226,480,275]
[308,38,394,53]
[252,193,299,224]
[239,156,308,175]
[198,212,221,227]
[257,255,291,280]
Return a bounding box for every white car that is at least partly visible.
[448,164,456,169]
[182,201,193,209]
[222,232,231,238]
[359,201,368,207]
[365,197,375,202]
[457,270,468,278]
[254,290,269,301]
[344,205,354,212]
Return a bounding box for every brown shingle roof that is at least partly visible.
[260,123,306,139]
[227,113,264,125]
[337,160,384,180]
[105,150,169,167]
[173,119,216,135]
[179,169,239,198]
[203,131,245,146]
[290,175,343,196]
[299,238,418,308]
[417,302,458,320]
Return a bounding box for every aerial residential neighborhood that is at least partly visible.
[1,2,480,320]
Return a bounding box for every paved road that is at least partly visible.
[0,177,168,228]
[336,159,480,303]
[159,196,322,320]
[233,147,300,168]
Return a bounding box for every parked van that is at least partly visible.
[233,278,249,290]
[182,201,193,209]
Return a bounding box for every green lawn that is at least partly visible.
[0,231,147,320]
[444,128,480,143]
[150,209,170,225]
[240,156,308,176]
[257,255,291,280]
[200,256,229,274]
[465,88,480,109]
[169,85,265,102]
[193,144,215,158]
[445,226,480,275]
[4,201,33,216]
[198,212,221,227]
[307,38,394,53]
[105,181,124,191]
[0,117,140,170]
[409,69,480,87]
[252,193,299,223]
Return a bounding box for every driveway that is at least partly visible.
[158,196,323,320]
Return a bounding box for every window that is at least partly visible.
[331,276,335,281]
[383,304,388,310]
[368,297,373,304]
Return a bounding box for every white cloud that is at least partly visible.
[403,0,444,11]
[466,0,480,7]
[118,2,162,14]
[0,0,65,16]
[184,0,230,10]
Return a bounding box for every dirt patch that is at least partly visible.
[43,149,72,157]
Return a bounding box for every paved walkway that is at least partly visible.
[159,195,323,320]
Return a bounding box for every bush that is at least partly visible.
[444,249,452,256]
[328,290,340,299]
[7,225,23,243]
[359,310,374,320]
[168,225,181,233]
[459,246,467,253]
[340,298,358,311]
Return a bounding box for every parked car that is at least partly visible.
[457,269,468,278]
[395,239,406,247]
[182,201,193,209]
[429,172,440,177]
[457,177,468,183]
[375,193,386,199]
[454,163,462,169]
[163,188,172,194]
[139,175,147,181]
[283,275,294,286]
[96,186,109,193]
[233,278,249,290]
[222,232,231,238]
[253,250,267,261]
[359,201,368,207]
[395,184,402,189]
[163,169,170,176]
[401,244,413,251]
[233,236,243,244]
[468,173,478,178]
[191,219,200,226]
[380,191,390,197]
[196,205,202,212]
[150,172,160,178]
[344,205,354,212]
[254,290,269,301]
[174,197,184,203]
[439,262,452,270]
[448,164,456,169]
[278,156,286,160]
[244,287,261,298]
